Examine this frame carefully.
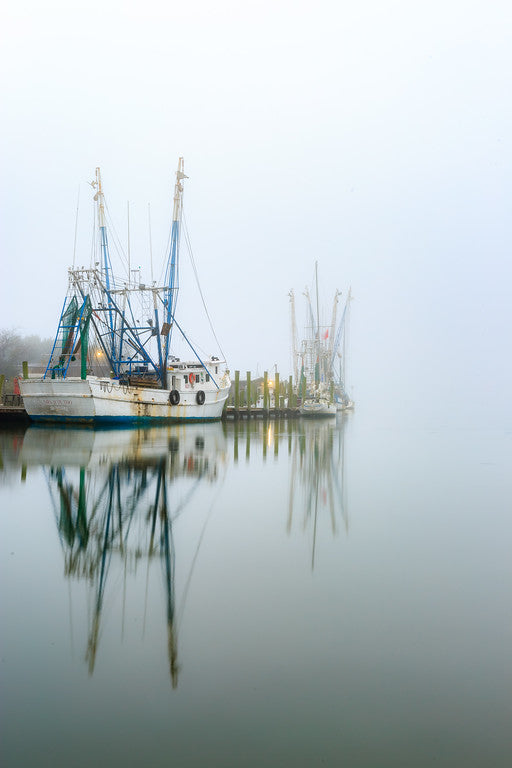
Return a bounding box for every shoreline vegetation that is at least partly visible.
[0,329,52,393]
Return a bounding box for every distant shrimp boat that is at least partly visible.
[300,396,337,417]
[20,160,230,423]
[290,262,354,418]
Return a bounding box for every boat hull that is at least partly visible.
[300,399,337,417]
[335,399,355,412]
[19,377,229,423]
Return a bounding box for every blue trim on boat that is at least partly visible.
[29,415,222,424]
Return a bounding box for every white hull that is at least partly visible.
[19,376,229,423]
[19,421,227,469]
[300,399,337,417]
[336,399,355,412]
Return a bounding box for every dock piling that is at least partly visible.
[288,375,294,409]
[234,370,240,414]
[263,371,269,412]
[223,369,304,420]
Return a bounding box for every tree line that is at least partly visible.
[0,328,53,379]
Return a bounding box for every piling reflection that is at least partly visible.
[0,427,28,482]
[17,424,228,685]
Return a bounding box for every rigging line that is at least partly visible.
[44,468,69,555]
[68,577,75,658]
[104,222,128,285]
[155,173,177,287]
[188,338,213,359]
[182,211,227,361]
[89,203,96,268]
[176,472,227,629]
[171,317,220,388]
[169,475,205,522]
[157,187,176,288]
[159,218,174,287]
[148,203,154,283]
[104,199,127,260]
[104,202,129,281]
[127,201,130,282]
[72,185,80,268]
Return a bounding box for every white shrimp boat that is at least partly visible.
[20,160,230,423]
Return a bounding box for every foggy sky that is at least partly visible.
[1,0,511,427]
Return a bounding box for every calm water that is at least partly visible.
[1,410,511,767]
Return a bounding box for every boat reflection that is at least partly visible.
[231,413,350,567]
[288,415,349,568]
[20,423,228,686]
[1,415,350,681]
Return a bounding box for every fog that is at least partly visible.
[1,0,511,427]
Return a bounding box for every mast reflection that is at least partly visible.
[4,416,350,680]
[21,424,227,686]
[288,415,349,568]
[231,414,350,567]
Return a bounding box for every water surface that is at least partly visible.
[1,412,511,767]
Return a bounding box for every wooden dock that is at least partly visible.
[0,405,30,423]
[224,406,301,420]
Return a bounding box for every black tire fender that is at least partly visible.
[196,390,205,405]
[169,390,180,406]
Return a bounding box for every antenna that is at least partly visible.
[315,261,320,341]
[148,202,154,283]
[127,201,131,284]
[289,289,298,385]
[72,185,80,268]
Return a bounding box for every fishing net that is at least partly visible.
[60,296,79,360]
[79,296,92,379]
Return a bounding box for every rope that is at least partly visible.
[159,215,173,288]
[104,201,129,284]
[89,204,96,268]
[72,185,80,268]
[182,210,227,361]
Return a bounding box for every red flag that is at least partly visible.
[323,329,329,340]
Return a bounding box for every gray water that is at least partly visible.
[1,409,511,768]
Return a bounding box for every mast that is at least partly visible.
[327,290,341,366]
[302,287,316,390]
[289,290,299,386]
[315,261,320,346]
[93,168,117,371]
[148,199,165,387]
[315,261,320,389]
[342,287,352,394]
[160,473,178,688]
[162,158,188,387]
